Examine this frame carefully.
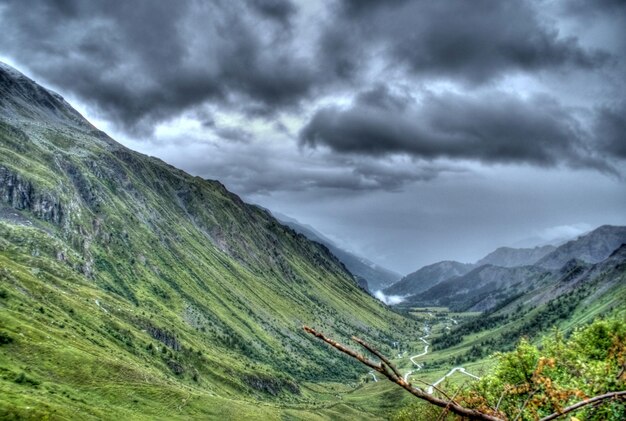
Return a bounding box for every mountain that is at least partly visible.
[384,260,474,296]
[535,225,626,269]
[385,244,554,299]
[475,245,556,268]
[521,247,626,311]
[0,62,414,419]
[273,212,401,291]
[429,244,626,363]
[402,264,551,311]
[395,225,626,312]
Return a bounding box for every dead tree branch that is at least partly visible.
[538,390,626,421]
[303,326,504,421]
[304,326,626,421]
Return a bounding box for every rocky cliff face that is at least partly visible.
[0,166,63,224]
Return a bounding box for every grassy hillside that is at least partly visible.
[0,63,416,419]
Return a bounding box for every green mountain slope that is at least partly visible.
[0,62,415,420]
[429,244,626,362]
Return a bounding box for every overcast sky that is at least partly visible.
[1,0,625,274]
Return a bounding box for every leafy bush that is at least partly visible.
[0,331,13,345]
[464,318,626,420]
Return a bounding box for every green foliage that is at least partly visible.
[464,317,626,420]
[14,372,40,387]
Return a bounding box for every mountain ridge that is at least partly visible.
[272,212,401,291]
[384,260,474,296]
[387,226,625,304]
[394,225,626,311]
[0,61,413,419]
[475,244,556,268]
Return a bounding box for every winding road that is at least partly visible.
[402,325,480,394]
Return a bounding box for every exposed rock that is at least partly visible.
[0,166,63,224]
[244,373,300,396]
[536,225,626,269]
[166,359,184,375]
[146,325,181,351]
[385,260,474,296]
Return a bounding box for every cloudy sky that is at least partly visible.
[1,0,625,274]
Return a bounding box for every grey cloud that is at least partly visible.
[247,0,297,26]
[595,102,626,159]
[0,0,618,137]
[206,155,447,195]
[300,86,615,172]
[0,0,317,134]
[563,0,626,17]
[155,133,449,195]
[331,0,610,84]
[214,126,254,144]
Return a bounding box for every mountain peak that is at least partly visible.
[0,61,93,130]
[536,225,626,269]
[475,244,556,268]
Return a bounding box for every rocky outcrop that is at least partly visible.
[146,325,181,351]
[62,161,101,209]
[243,373,300,396]
[0,166,63,224]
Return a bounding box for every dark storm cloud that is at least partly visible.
[0,0,616,136]
[330,0,609,84]
[300,86,615,172]
[0,0,316,134]
[563,0,626,17]
[247,0,297,26]
[595,102,626,159]
[214,126,254,144]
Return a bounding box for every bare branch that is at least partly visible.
[437,382,465,421]
[352,336,404,380]
[303,326,504,421]
[513,389,538,421]
[411,378,456,403]
[495,389,506,412]
[303,326,383,373]
[538,390,626,421]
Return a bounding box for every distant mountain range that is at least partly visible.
[476,244,556,268]
[271,212,401,291]
[534,225,626,269]
[385,225,626,312]
[384,260,474,296]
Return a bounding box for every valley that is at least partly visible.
[0,61,624,420]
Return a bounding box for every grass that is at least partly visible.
[0,113,421,419]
